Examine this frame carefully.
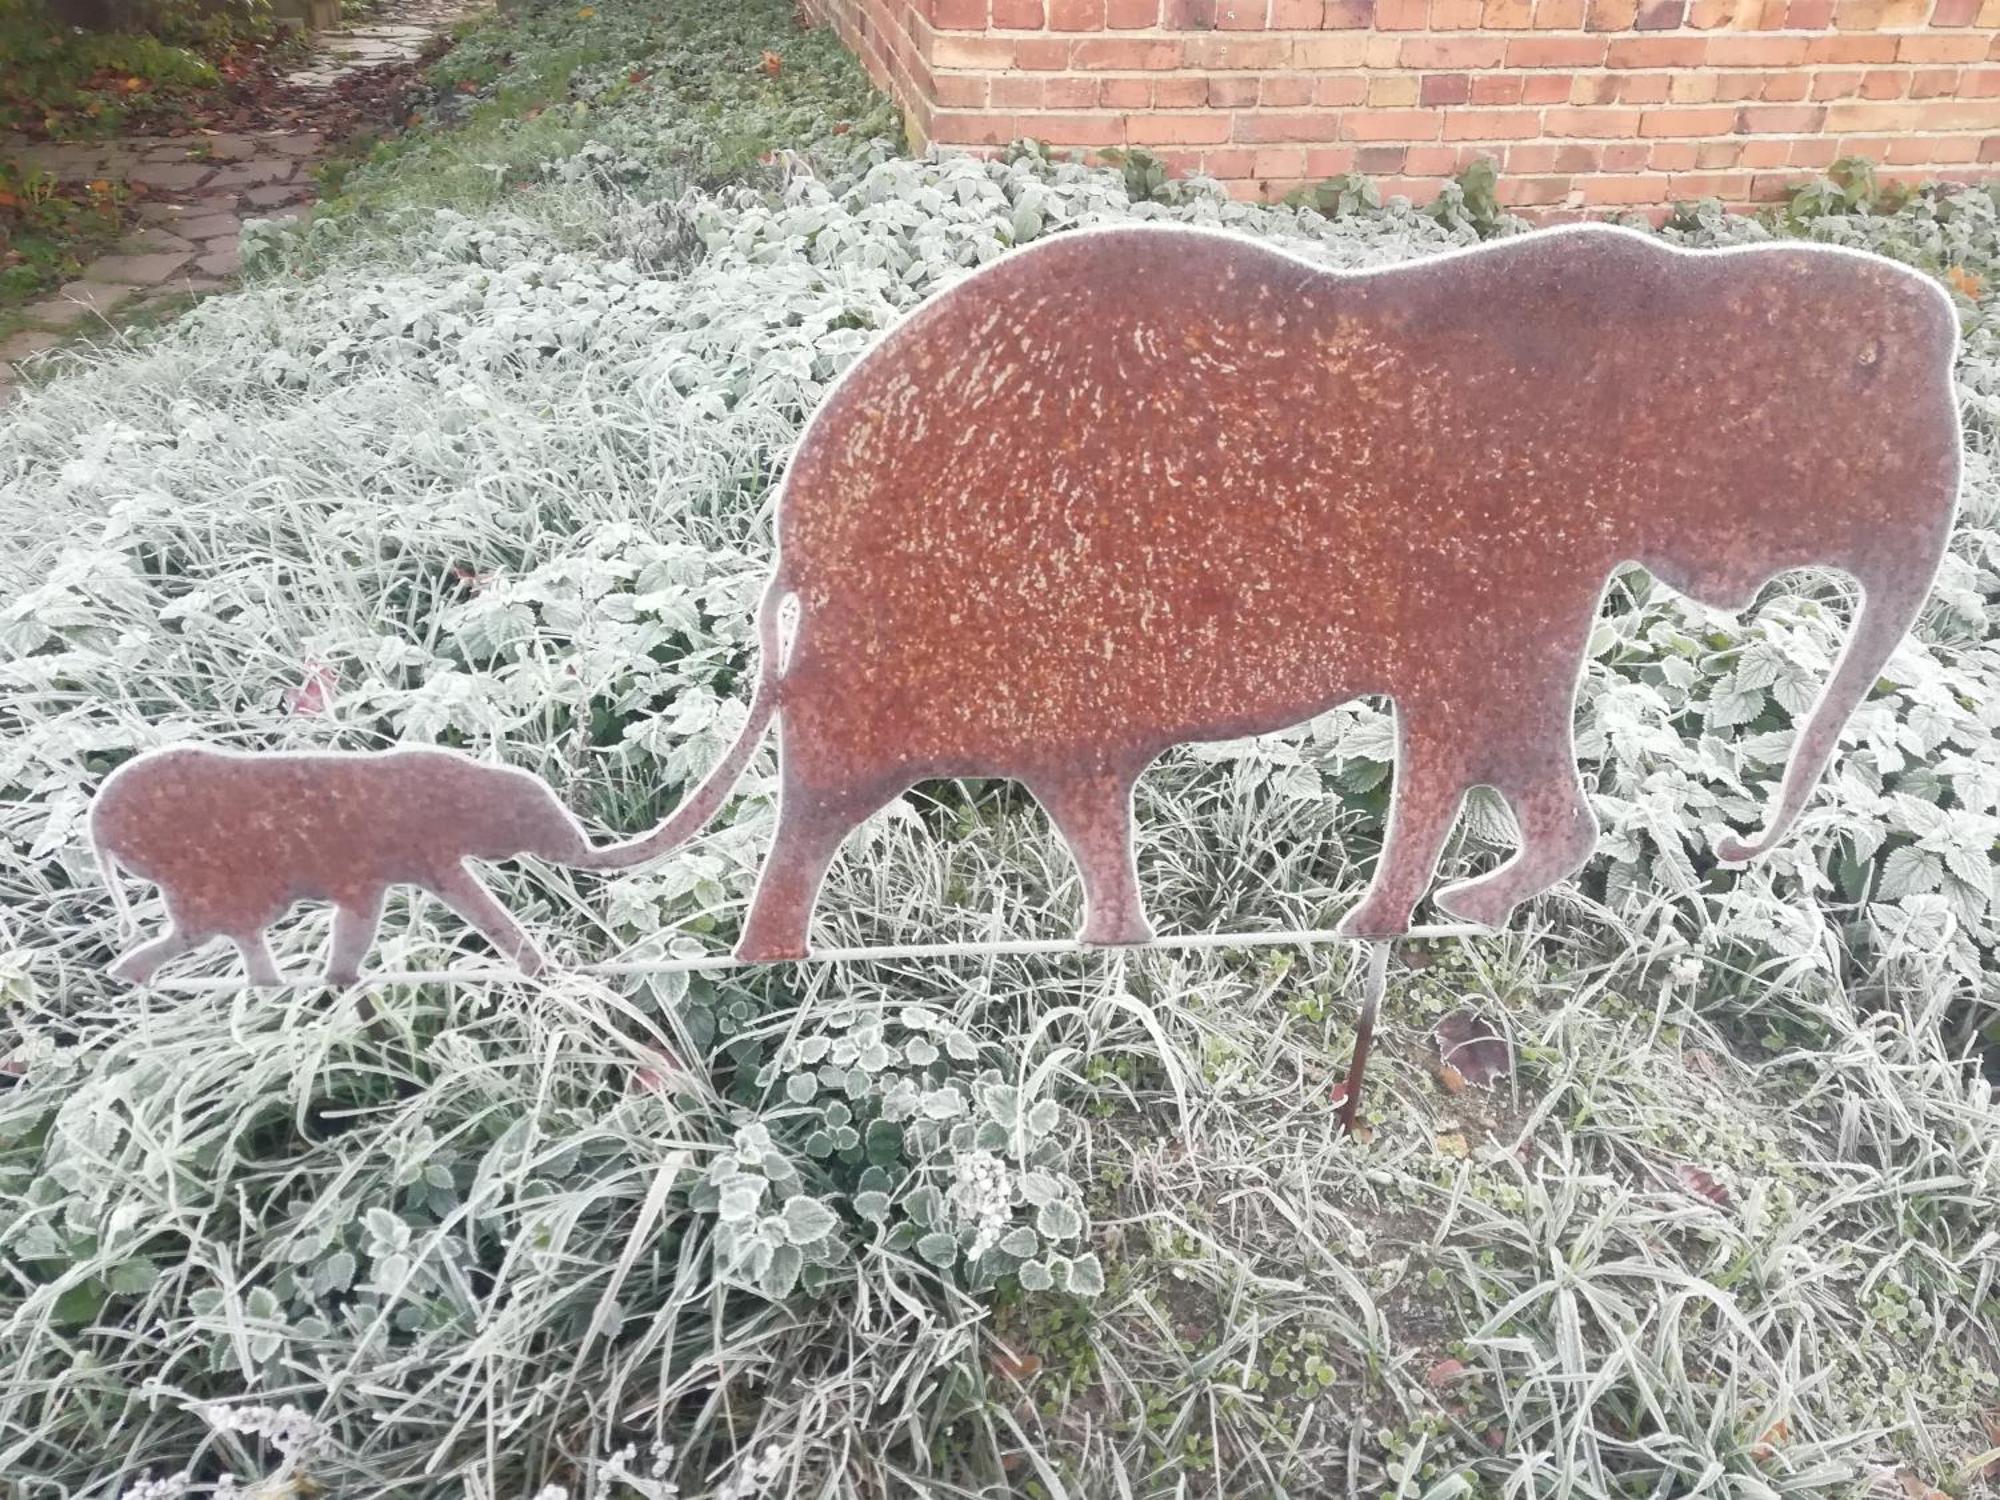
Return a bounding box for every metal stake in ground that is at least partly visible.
[1334,942,1392,1138]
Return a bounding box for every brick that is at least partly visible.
[1155,75,1210,104]
[1740,103,1829,129]
[1586,0,1639,25]
[1014,110,1127,143]
[992,0,1045,21]
[1762,72,1811,100]
[1402,36,1508,66]
[1422,72,1473,103]
[931,0,986,28]
[1216,0,1269,25]
[1649,140,1699,167]
[1571,73,1621,101]
[934,72,988,105]
[1252,146,1308,177]
[1714,71,1765,98]
[1072,36,1181,65]
[1016,36,1074,65]
[1901,35,1988,62]
[1695,138,1744,164]
[1235,109,1344,139]
[1578,173,1665,202]
[1200,147,1261,174]
[1375,0,1430,21]
[926,33,1015,66]
[1809,70,1864,97]
[1107,0,1159,19]
[1442,107,1544,136]
[1964,67,2000,94]
[1930,0,1979,19]
[1260,72,1315,105]
[1304,146,1360,173]
[1909,67,1961,94]
[1270,0,1325,20]
[1098,75,1153,106]
[1534,0,1588,24]
[1163,0,1216,19]
[1366,33,1403,64]
[1499,174,1574,204]
[1619,74,1671,101]
[1748,171,1801,199]
[1711,36,1812,64]
[1370,74,1421,104]
[1607,38,1706,68]
[931,111,1018,144]
[1472,73,1527,101]
[1984,134,2000,159]
[1356,144,1410,169]
[1430,0,1485,21]
[1669,71,1719,100]
[1636,0,1689,23]
[1323,0,1375,20]
[1523,73,1572,99]
[1130,110,1236,141]
[1787,0,1832,19]
[1315,73,1369,102]
[1405,143,1472,170]
[1602,139,1650,166]
[1639,104,1738,132]
[1183,34,1290,65]
[1687,0,1736,23]
[1341,106,1445,137]
[990,74,1046,106]
[1543,105,1645,133]
[1806,35,1898,63]
[1046,75,1099,105]
[1209,74,1260,103]
[1669,170,1755,198]
[1293,33,1370,64]
[1737,136,1793,163]
[1048,0,1105,24]
[1483,0,1537,25]
[1506,36,1605,66]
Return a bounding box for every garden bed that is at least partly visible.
[0,0,1996,1496]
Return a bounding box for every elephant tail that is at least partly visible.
[95,837,135,941]
[571,572,789,871]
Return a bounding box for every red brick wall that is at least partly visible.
[808,0,2000,215]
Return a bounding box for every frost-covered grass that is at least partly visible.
[2,0,1999,1495]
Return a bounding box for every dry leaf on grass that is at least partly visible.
[1675,1165,1731,1208]
[1435,1009,1510,1090]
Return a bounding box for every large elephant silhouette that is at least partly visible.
[589,222,1962,960]
[94,745,611,986]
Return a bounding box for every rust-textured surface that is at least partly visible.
[595,222,1961,961]
[93,745,611,986]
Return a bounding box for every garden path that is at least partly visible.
[0,0,481,404]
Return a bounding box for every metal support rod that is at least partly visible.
[1334,941,1391,1137]
[129,924,1482,994]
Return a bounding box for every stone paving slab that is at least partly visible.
[83,251,194,285]
[22,282,142,328]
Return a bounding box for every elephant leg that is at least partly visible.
[233,929,285,989]
[326,888,387,988]
[1434,759,1597,929]
[431,863,546,976]
[736,788,876,963]
[110,924,197,986]
[1337,712,1469,940]
[1030,769,1153,947]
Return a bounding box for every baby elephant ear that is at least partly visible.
[1715,572,1931,864]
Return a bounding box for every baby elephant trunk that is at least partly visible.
[1715,553,1940,864]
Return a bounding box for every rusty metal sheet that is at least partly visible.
[92,745,604,986]
[591,222,1961,960]
[92,224,1961,987]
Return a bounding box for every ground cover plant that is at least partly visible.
[1,0,1997,1495]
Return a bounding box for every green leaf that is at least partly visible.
[785,1073,818,1104]
[916,1231,958,1267]
[853,1190,891,1223]
[53,1279,107,1327]
[760,1242,803,1300]
[106,1258,157,1296]
[865,1120,903,1165]
[1018,1259,1053,1292]
[998,1226,1039,1258]
[781,1195,838,1246]
[1036,1201,1082,1241]
[1063,1252,1106,1297]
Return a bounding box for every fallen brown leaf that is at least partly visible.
[991,1347,1042,1383]
[1435,1009,1510,1090]
[1894,1470,1949,1500]
[760,49,784,77]
[1945,265,1984,300]
[1425,1357,1468,1388]
[1675,1164,1731,1208]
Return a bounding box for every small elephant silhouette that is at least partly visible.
[582,221,1962,958]
[92,744,614,987]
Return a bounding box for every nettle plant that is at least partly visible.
[746,1004,1103,1298]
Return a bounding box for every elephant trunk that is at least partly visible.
[1714,559,1936,864]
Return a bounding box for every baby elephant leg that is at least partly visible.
[232,929,285,989]
[1031,770,1153,947]
[1434,760,1597,929]
[110,924,197,986]
[431,863,546,976]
